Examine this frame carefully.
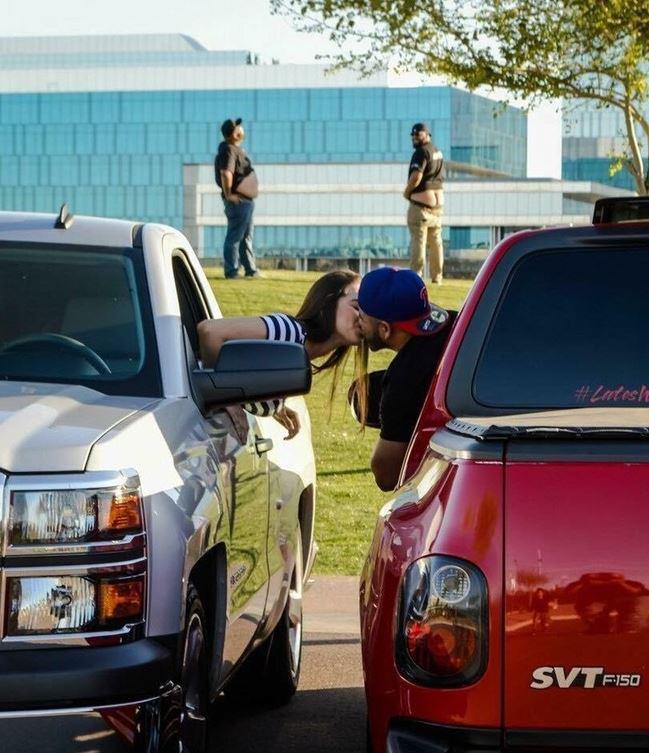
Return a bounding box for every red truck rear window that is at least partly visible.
[473,247,649,409]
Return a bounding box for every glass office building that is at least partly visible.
[0,33,528,257]
[563,99,648,191]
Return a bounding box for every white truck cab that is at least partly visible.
[0,208,317,753]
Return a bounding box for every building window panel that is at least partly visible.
[0,157,19,187]
[257,89,308,120]
[18,156,39,186]
[40,94,89,124]
[74,124,94,155]
[310,90,341,121]
[90,156,110,186]
[115,124,146,155]
[95,124,116,154]
[44,125,74,155]
[183,123,211,154]
[250,121,292,154]
[2,95,39,125]
[49,156,79,186]
[161,156,181,186]
[121,92,182,123]
[0,126,13,155]
[341,89,384,120]
[90,93,121,123]
[146,123,178,154]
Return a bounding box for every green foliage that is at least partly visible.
[207,269,472,573]
[274,0,649,193]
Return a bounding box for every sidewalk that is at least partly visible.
[303,575,360,635]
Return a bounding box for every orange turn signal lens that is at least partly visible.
[101,491,142,535]
[98,577,144,622]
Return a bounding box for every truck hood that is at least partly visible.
[0,382,158,473]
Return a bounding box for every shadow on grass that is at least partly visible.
[318,467,370,477]
[210,686,366,753]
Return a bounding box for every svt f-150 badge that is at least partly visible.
[531,667,642,689]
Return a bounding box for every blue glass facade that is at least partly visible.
[0,86,526,234]
[562,101,649,191]
[562,158,644,190]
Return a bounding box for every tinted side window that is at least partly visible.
[172,256,207,358]
[473,248,649,408]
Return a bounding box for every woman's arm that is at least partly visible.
[197,317,267,368]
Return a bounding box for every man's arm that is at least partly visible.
[219,169,240,203]
[403,169,423,200]
[370,437,408,492]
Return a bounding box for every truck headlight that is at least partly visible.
[8,486,142,548]
[5,574,145,636]
[396,555,488,687]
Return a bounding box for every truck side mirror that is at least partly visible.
[192,340,312,410]
[348,370,386,429]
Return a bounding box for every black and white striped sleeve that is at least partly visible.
[244,313,307,418]
[261,313,307,345]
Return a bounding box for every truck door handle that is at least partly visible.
[255,437,273,455]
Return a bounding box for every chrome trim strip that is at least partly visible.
[2,556,147,578]
[0,694,163,718]
[5,532,146,557]
[1,623,136,643]
[5,470,139,493]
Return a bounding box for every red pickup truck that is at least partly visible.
[360,196,649,753]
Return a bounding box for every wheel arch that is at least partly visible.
[189,542,228,699]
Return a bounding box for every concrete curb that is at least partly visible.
[303,575,360,635]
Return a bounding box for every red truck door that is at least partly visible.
[504,448,649,732]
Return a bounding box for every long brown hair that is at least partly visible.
[296,269,368,424]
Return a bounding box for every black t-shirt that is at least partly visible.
[214,142,254,196]
[380,311,457,442]
[408,142,444,191]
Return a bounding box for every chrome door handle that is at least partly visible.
[255,437,273,455]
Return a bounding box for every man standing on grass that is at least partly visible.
[404,122,445,284]
[357,267,456,491]
[215,118,260,279]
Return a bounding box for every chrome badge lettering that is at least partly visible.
[531,666,642,689]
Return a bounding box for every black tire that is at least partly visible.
[226,527,304,706]
[178,583,209,753]
[366,715,374,753]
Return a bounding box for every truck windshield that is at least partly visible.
[474,247,649,409]
[0,243,161,397]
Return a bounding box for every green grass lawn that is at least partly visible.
[206,268,473,574]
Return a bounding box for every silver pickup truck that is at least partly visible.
[0,208,317,753]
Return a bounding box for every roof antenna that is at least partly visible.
[55,203,74,229]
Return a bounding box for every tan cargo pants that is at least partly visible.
[407,201,444,283]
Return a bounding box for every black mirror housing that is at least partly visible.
[192,340,311,410]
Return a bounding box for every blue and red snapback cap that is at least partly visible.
[358,267,449,336]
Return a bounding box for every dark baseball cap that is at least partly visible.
[221,117,242,138]
[410,122,430,135]
[358,267,449,336]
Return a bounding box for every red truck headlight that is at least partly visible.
[396,556,488,687]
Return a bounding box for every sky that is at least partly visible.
[0,0,561,177]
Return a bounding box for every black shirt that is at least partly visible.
[408,142,444,191]
[380,312,457,442]
[214,142,254,197]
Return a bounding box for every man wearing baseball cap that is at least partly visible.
[404,122,445,284]
[214,118,260,279]
[357,266,456,491]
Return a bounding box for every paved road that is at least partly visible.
[2,577,365,753]
[210,576,366,753]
